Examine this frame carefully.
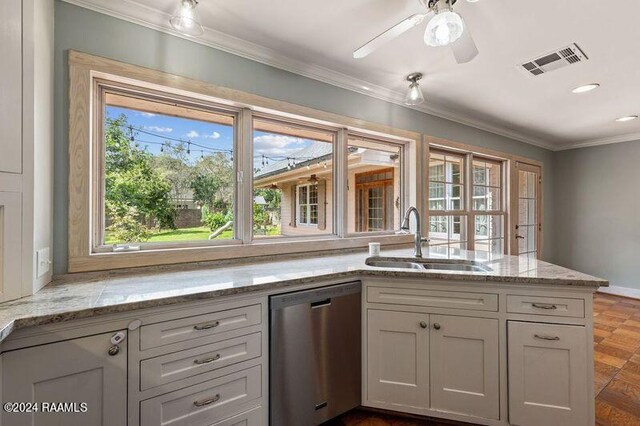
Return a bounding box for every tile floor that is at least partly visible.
[330,293,640,426]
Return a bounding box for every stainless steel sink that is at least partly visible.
[365,260,425,270]
[366,257,492,273]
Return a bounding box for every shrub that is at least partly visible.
[203,211,231,231]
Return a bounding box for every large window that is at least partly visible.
[252,117,334,238]
[428,149,505,256]
[98,90,236,249]
[69,53,416,271]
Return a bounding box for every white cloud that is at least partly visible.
[144,125,172,133]
[186,130,200,138]
[253,134,306,156]
[205,131,221,139]
[140,112,156,117]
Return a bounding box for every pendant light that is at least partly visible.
[170,0,204,37]
[404,73,425,106]
[424,1,465,47]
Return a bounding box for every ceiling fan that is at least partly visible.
[353,0,479,64]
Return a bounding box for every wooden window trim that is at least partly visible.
[67,51,418,272]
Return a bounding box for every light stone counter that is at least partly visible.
[0,247,607,343]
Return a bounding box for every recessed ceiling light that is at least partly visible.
[615,115,638,122]
[572,83,600,94]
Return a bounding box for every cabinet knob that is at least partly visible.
[433,323,441,330]
[419,321,428,329]
[108,345,120,356]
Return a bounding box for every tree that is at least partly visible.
[190,153,233,212]
[105,115,176,243]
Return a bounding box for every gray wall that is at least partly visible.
[53,1,556,274]
[554,141,640,289]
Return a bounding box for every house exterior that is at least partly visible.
[254,142,402,236]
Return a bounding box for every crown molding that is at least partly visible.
[555,131,640,151]
[62,0,558,151]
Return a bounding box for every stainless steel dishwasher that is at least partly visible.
[270,281,361,425]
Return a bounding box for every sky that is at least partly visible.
[106,106,321,170]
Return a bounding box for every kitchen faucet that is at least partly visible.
[398,206,429,258]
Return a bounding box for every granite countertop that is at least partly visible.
[0,247,608,343]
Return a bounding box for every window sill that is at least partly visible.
[70,233,414,273]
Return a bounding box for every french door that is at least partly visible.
[511,162,542,258]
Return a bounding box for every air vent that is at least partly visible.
[520,43,588,77]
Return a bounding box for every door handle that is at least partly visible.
[515,235,525,240]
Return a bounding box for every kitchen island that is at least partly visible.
[0,248,607,426]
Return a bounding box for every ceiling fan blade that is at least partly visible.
[353,13,430,59]
[451,25,479,63]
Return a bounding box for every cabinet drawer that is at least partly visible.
[141,304,262,350]
[140,365,262,426]
[367,287,498,312]
[211,406,262,426]
[140,332,262,391]
[506,295,584,318]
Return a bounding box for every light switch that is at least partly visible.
[37,247,51,278]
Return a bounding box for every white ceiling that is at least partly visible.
[66,0,640,150]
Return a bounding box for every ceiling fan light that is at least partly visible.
[170,0,204,37]
[424,10,465,47]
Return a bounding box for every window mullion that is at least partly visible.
[466,153,474,251]
[238,108,253,244]
[335,128,348,237]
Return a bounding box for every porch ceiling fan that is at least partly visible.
[353,0,480,64]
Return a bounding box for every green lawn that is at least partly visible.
[105,225,281,244]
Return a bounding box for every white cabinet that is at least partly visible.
[0,192,22,302]
[0,0,22,174]
[366,310,500,420]
[430,315,499,420]
[366,309,429,409]
[2,331,128,426]
[508,321,589,426]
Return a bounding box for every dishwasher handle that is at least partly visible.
[311,298,331,308]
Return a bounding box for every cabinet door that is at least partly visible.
[2,331,127,426]
[0,0,22,173]
[367,309,429,409]
[508,321,589,426]
[430,315,499,420]
[0,191,22,302]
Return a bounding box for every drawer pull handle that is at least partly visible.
[193,393,220,407]
[531,303,557,310]
[194,354,221,365]
[419,321,428,329]
[433,323,441,330]
[193,321,220,330]
[534,334,560,341]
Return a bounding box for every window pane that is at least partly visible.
[473,162,486,185]
[102,93,235,246]
[429,182,445,210]
[429,215,467,249]
[448,184,463,210]
[348,136,402,233]
[473,187,501,211]
[429,152,445,181]
[475,215,503,240]
[252,118,334,236]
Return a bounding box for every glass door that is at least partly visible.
[512,162,542,258]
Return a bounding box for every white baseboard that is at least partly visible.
[598,285,640,300]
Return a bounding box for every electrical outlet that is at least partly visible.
[37,247,51,278]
